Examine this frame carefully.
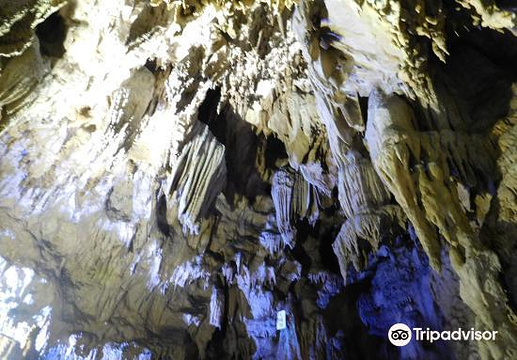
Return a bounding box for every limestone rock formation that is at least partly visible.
[0,0,516,359]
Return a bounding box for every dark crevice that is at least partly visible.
[264,136,288,169]
[198,87,222,126]
[323,282,382,360]
[201,99,270,201]
[156,193,171,237]
[358,96,369,127]
[145,58,159,74]
[35,11,67,58]
[318,223,342,275]
[494,0,517,10]
[289,220,313,275]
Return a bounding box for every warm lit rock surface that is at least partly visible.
[0,0,516,359]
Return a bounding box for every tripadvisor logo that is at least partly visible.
[388,323,498,347]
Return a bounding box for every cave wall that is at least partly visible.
[0,0,516,359]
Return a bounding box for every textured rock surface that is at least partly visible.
[0,0,516,359]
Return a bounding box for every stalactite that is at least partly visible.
[271,168,319,247]
[209,286,224,329]
[166,125,227,235]
[366,89,517,358]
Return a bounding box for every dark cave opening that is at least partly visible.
[156,193,171,237]
[494,0,517,11]
[289,219,313,276]
[35,11,67,58]
[318,224,342,275]
[264,136,289,170]
[434,4,516,133]
[198,87,222,126]
[324,281,385,360]
[144,58,159,74]
[198,89,274,202]
[358,95,369,127]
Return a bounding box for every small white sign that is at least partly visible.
[276,310,286,330]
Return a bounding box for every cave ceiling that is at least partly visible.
[0,0,516,359]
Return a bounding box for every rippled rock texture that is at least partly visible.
[0,0,516,359]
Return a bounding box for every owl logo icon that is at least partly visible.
[388,323,412,346]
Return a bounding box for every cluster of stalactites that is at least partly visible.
[0,40,47,126]
[364,89,517,358]
[271,168,319,248]
[332,149,404,281]
[365,89,497,269]
[291,0,408,282]
[164,124,226,235]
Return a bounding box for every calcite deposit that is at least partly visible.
[0,0,516,359]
